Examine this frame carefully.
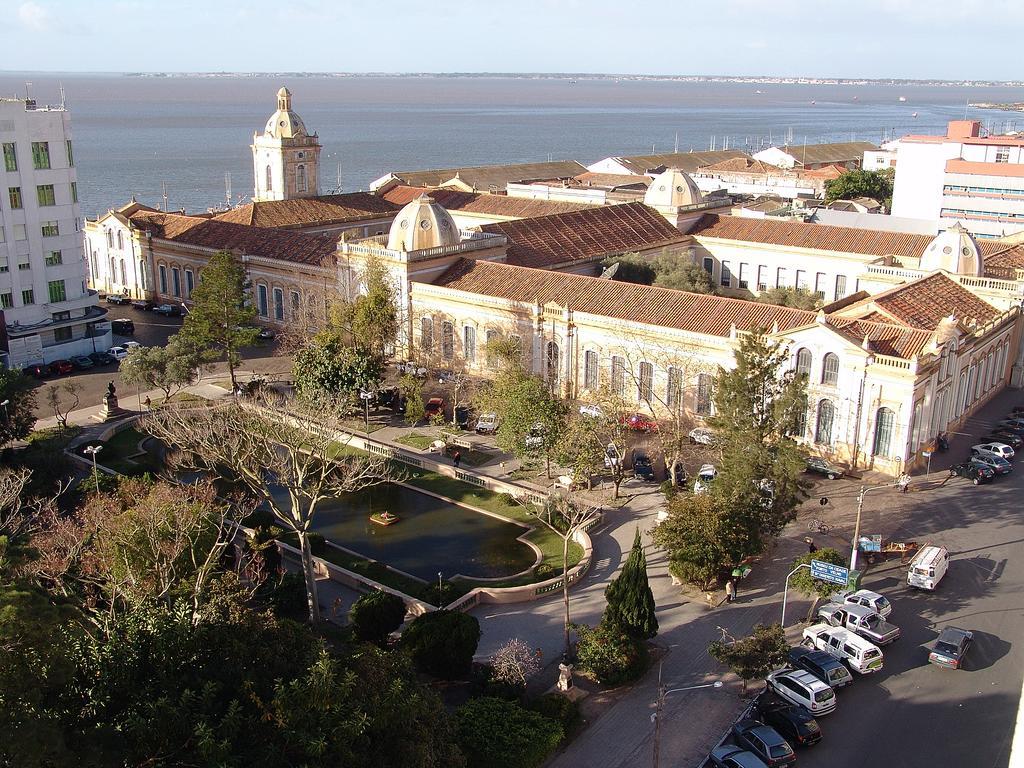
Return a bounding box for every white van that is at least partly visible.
[802,624,884,674]
[907,545,949,590]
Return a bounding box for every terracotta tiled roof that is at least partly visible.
[606,150,750,175]
[212,193,399,229]
[128,211,337,266]
[691,214,942,259]
[379,186,590,218]
[698,157,786,174]
[802,164,848,179]
[387,161,587,190]
[984,244,1024,279]
[775,141,877,166]
[868,272,1001,330]
[571,172,652,189]
[432,258,817,337]
[475,202,685,269]
[827,318,934,358]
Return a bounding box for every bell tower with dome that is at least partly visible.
[251,87,321,202]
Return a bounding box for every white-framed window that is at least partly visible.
[545,341,560,387]
[835,274,847,300]
[290,290,300,318]
[796,269,808,290]
[995,147,1010,163]
[265,166,273,193]
[821,353,839,386]
[171,268,181,297]
[464,325,476,364]
[815,399,835,445]
[796,348,812,377]
[584,350,599,390]
[667,366,682,409]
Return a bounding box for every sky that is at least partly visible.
[0,0,1021,80]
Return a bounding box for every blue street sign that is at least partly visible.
[811,559,850,585]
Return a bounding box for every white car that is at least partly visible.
[579,403,604,419]
[108,345,130,361]
[832,588,892,618]
[971,442,1014,462]
[766,669,837,715]
[524,422,545,450]
[688,427,715,445]
[475,413,498,434]
[604,442,621,469]
[694,464,717,494]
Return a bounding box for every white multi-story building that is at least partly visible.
[0,95,109,368]
[891,120,1024,239]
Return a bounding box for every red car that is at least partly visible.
[46,359,74,376]
[424,397,445,418]
[621,412,659,433]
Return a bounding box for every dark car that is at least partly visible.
[454,405,471,429]
[131,299,156,311]
[758,701,823,748]
[633,450,655,481]
[994,420,1024,436]
[805,456,842,480]
[787,646,853,688]
[424,397,445,419]
[111,318,135,335]
[22,362,47,378]
[105,293,131,305]
[620,412,658,432]
[89,351,116,366]
[47,359,74,376]
[70,355,94,371]
[948,461,995,485]
[377,387,401,411]
[257,328,275,340]
[731,719,796,767]
[983,431,1023,450]
[928,626,973,669]
[153,304,182,316]
[708,745,769,768]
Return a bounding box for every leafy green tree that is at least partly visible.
[651,256,717,294]
[572,619,647,686]
[603,528,658,639]
[176,250,259,391]
[401,609,481,679]
[602,252,656,284]
[709,328,808,541]
[756,286,822,310]
[350,256,400,358]
[399,373,426,426]
[118,337,207,403]
[0,367,36,445]
[553,416,606,489]
[349,590,407,646]
[708,623,788,693]
[292,336,384,404]
[456,697,562,768]
[824,168,895,209]
[483,371,568,476]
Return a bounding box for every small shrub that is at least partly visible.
[534,563,556,580]
[456,696,563,768]
[573,620,647,686]
[497,492,517,506]
[267,572,307,620]
[349,590,407,646]
[401,610,481,679]
[659,480,677,499]
[526,693,580,735]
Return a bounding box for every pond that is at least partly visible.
[303,484,537,582]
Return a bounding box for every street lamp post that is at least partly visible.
[82,445,104,494]
[359,390,374,434]
[437,571,444,609]
[651,662,723,768]
[850,483,894,571]
[0,399,10,452]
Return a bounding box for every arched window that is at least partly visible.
[441,321,454,360]
[485,329,499,368]
[296,164,307,193]
[956,370,968,415]
[138,259,147,289]
[793,397,808,439]
[463,325,476,364]
[815,399,835,445]
[105,229,113,248]
[546,341,560,387]
[109,257,116,282]
[265,165,273,193]
[821,353,839,386]
[611,356,626,397]
[116,231,123,250]
[119,259,127,286]
[638,361,654,403]
[796,348,812,377]
[872,407,895,456]
[666,366,682,409]
[584,351,599,390]
[696,372,713,415]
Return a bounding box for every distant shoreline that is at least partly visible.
[969,102,1024,112]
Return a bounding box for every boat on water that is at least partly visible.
[370,511,399,526]
[899,96,907,102]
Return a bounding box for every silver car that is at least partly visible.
[971,442,1014,462]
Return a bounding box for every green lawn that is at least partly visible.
[395,432,436,451]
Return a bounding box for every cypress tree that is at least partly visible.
[603,528,658,639]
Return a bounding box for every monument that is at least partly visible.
[98,380,122,421]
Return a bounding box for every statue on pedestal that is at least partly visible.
[557,662,574,692]
[103,380,118,409]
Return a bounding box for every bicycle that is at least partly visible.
[807,518,831,535]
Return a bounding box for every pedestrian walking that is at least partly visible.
[143,395,152,411]
[725,579,736,603]
[452,450,462,469]
[805,537,817,554]
[898,472,911,494]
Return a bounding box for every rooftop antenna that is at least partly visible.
[674,131,679,153]
[59,82,66,108]
[24,81,33,102]
[335,161,343,194]
[225,172,232,208]
[652,143,656,154]
[161,181,168,212]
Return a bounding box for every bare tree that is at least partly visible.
[527,492,600,660]
[45,382,81,431]
[144,392,391,626]
[491,638,542,688]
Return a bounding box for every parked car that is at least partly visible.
[688,427,715,445]
[377,387,401,411]
[475,412,498,434]
[694,463,717,494]
[757,701,823,747]
[130,299,156,311]
[971,453,1012,475]
[89,351,116,366]
[123,341,142,352]
[22,363,47,378]
[805,456,842,480]
[110,318,135,335]
[454,405,471,429]
[108,346,130,361]
[578,403,604,419]
[831,588,892,618]
[70,355,95,371]
[153,304,182,316]
[995,420,1024,436]
[928,626,973,669]
[105,293,131,305]
[708,745,769,768]
[983,431,1023,450]
[46,359,74,376]
[257,327,275,340]
[907,544,949,591]
[524,423,545,450]
[802,624,884,674]
[730,719,797,766]
[621,412,658,432]
[633,450,655,481]
[948,461,995,485]
[787,646,853,688]
[971,442,1014,462]
[816,602,901,645]
[604,443,621,469]
[765,669,837,716]
[424,397,445,419]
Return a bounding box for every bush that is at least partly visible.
[497,492,517,506]
[573,620,647,686]
[401,610,481,679]
[306,532,326,557]
[456,696,563,768]
[526,693,580,735]
[350,590,407,646]
[267,572,308,620]
[241,508,277,529]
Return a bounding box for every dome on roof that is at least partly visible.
[643,168,704,209]
[262,87,309,140]
[920,223,982,276]
[386,194,461,251]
